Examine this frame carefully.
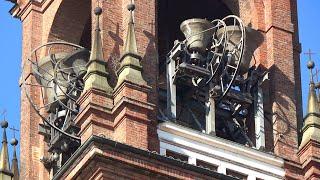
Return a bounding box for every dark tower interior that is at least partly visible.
[157,0,233,74]
[157,0,256,146]
[80,16,92,49]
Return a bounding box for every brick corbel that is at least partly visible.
[12,0,54,21]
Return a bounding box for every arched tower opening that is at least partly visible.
[157,0,261,146]
[48,0,92,48]
[157,0,234,123]
[39,0,92,175]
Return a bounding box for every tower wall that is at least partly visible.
[13,0,303,179]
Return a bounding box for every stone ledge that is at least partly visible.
[158,121,285,179]
[53,135,235,180]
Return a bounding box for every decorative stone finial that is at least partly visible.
[1,121,8,144]
[10,138,18,146]
[0,119,11,176]
[10,137,19,180]
[115,3,147,89]
[82,5,113,94]
[307,60,315,69]
[307,61,316,83]
[0,120,8,129]
[127,3,135,11]
[127,3,135,25]
[94,7,102,15]
[300,61,320,149]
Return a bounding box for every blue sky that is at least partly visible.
[0,0,319,164]
[298,0,320,111]
[0,2,22,161]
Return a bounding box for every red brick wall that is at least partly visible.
[264,0,300,163]
[298,141,320,179]
[20,7,48,180]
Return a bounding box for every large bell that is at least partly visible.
[180,18,215,54]
[32,53,67,112]
[32,49,89,112]
[63,49,90,78]
[216,26,263,75]
[216,26,249,75]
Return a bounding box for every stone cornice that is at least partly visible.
[77,87,113,108]
[158,122,287,179]
[13,0,54,21]
[265,24,294,34]
[113,80,151,98]
[52,135,233,180]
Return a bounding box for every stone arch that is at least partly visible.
[47,0,92,47]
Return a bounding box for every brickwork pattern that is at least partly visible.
[56,137,224,180]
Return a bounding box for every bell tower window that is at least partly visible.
[157,0,261,147]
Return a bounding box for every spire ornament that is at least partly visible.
[83,6,113,94]
[10,138,19,180]
[0,120,12,179]
[115,3,147,89]
[300,61,320,149]
[307,60,315,83]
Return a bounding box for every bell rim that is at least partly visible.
[180,18,213,32]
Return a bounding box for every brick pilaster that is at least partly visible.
[76,5,114,143]
[112,2,158,151]
[264,0,300,162]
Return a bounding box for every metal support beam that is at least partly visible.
[166,41,184,121]
[187,106,205,132]
[206,89,216,135]
[254,84,265,149]
[167,57,176,120]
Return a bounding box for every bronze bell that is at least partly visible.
[33,53,69,112]
[216,26,249,75]
[216,26,263,75]
[32,49,89,112]
[180,18,215,55]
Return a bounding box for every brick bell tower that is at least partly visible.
[8,0,317,179]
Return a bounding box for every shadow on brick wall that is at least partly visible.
[263,64,300,152]
[107,23,123,88]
